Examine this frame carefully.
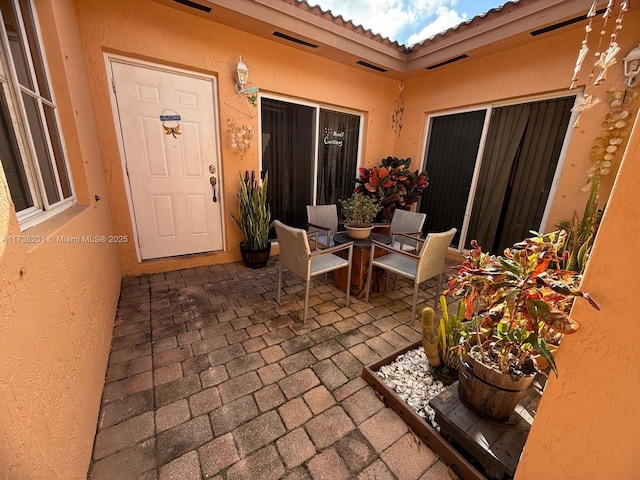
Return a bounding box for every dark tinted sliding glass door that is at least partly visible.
[261,98,315,229]
[261,97,361,232]
[421,95,575,254]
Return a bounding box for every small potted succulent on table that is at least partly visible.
[339,193,381,240]
[446,230,599,422]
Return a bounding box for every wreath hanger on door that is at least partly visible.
[160,109,182,138]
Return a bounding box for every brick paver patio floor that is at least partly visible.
[89,256,459,480]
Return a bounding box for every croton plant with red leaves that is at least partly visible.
[445,230,599,376]
[354,156,429,221]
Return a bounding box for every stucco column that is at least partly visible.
[516,104,640,478]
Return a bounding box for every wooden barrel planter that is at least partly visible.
[458,351,536,423]
[240,242,271,269]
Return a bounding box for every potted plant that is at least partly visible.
[355,156,429,221]
[421,297,468,386]
[556,172,603,274]
[231,170,273,268]
[445,230,599,422]
[338,192,381,239]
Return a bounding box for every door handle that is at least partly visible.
[210,176,217,202]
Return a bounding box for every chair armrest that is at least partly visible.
[307,222,332,233]
[391,232,424,250]
[310,241,353,257]
[307,223,333,248]
[394,232,426,242]
[370,239,420,260]
[306,231,319,248]
[391,231,422,239]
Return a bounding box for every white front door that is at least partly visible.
[110,60,224,260]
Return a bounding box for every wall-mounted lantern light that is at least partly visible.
[623,44,640,87]
[235,55,249,93]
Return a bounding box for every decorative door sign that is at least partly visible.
[160,110,182,138]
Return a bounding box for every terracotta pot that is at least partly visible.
[239,242,271,269]
[458,351,535,423]
[346,226,373,239]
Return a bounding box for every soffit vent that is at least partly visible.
[172,0,211,13]
[530,8,606,36]
[272,31,319,48]
[425,54,468,70]
[356,60,388,72]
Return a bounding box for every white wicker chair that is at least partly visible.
[365,228,457,320]
[274,220,353,322]
[389,209,427,251]
[306,204,339,248]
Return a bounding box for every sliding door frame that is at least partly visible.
[421,90,581,253]
[258,92,364,207]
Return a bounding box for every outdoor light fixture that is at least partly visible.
[234,55,249,93]
[623,44,640,87]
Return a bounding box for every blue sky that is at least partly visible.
[306,0,508,46]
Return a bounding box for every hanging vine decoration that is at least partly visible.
[593,0,629,85]
[568,0,636,193]
[581,88,639,192]
[569,1,631,128]
[391,84,405,136]
[569,0,598,90]
[226,118,254,158]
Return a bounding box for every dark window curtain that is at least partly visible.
[466,97,575,253]
[261,98,315,232]
[495,96,574,250]
[419,110,486,247]
[0,89,32,211]
[465,104,532,251]
[317,109,360,209]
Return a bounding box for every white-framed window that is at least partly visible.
[0,0,74,229]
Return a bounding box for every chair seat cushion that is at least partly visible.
[372,253,417,279]
[318,232,335,247]
[311,253,348,275]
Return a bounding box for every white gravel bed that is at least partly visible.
[375,346,446,427]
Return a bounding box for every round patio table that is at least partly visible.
[333,232,390,299]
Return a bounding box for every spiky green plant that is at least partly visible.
[437,296,465,372]
[557,172,603,273]
[231,170,272,250]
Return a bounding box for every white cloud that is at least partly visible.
[407,6,468,45]
[307,0,506,46]
[307,0,414,41]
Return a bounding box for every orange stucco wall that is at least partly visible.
[0,1,121,478]
[76,0,640,276]
[0,0,638,478]
[400,9,640,232]
[516,91,640,480]
[74,0,399,276]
